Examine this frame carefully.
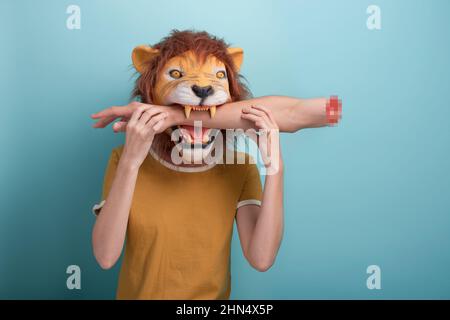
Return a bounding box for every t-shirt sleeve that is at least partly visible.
[92,148,120,216]
[237,162,263,209]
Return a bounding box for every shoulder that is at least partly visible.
[107,144,125,163]
[112,144,125,157]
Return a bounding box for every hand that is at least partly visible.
[120,105,169,169]
[241,105,282,174]
[91,101,182,133]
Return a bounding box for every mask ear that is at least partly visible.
[227,47,244,72]
[132,45,159,73]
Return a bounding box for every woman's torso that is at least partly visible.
[115,146,255,299]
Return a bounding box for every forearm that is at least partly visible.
[240,96,329,132]
[247,159,284,270]
[92,160,139,269]
[177,95,330,132]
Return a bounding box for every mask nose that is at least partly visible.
[191,85,214,98]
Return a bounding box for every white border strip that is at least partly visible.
[92,199,105,216]
[148,148,217,173]
[236,199,262,209]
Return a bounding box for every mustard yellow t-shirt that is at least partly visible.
[92,145,262,299]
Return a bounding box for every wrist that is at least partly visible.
[264,153,284,174]
[168,107,184,126]
[273,159,284,173]
[118,154,141,173]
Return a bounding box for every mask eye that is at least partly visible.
[216,71,226,79]
[169,69,182,79]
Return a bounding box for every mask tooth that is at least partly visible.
[202,130,209,144]
[184,105,192,118]
[209,106,216,118]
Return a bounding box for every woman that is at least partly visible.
[91,30,338,299]
[93,105,283,300]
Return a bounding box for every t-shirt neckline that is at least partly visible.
[148,147,218,173]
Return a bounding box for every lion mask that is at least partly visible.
[132,30,249,160]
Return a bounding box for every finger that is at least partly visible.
[141,108,166,124]
[242,105,266,115]
[137,110,154,127]
[91,105,136,119]
[251,105,277,126]
[136,109,166,131]
[129,105,152,126]
[242,106,253,114]
[146,112,168,129]
[241,112,262,123]
[241,113,268,129]
[242,107,270,130]
[250,105,273,124]
[254,108,275,130]
[242,110,271,128]
[152,118,166,132]
[243,106,271,126]
[252,108,277,131]
[92,115,117,128]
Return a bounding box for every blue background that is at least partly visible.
[1,0,449,299]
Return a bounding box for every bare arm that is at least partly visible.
[236,105,284,271]
[92,105,171,269]
[180,96,331,132]
[91,95,340,133]
[236,161,284,271]
[92,158,139,269]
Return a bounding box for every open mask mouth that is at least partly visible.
[171,124,219,150]
[170,103,223,119]
[183,105,216,118]
[167,103,224,151]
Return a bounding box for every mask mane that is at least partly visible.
[132,30,250,104]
